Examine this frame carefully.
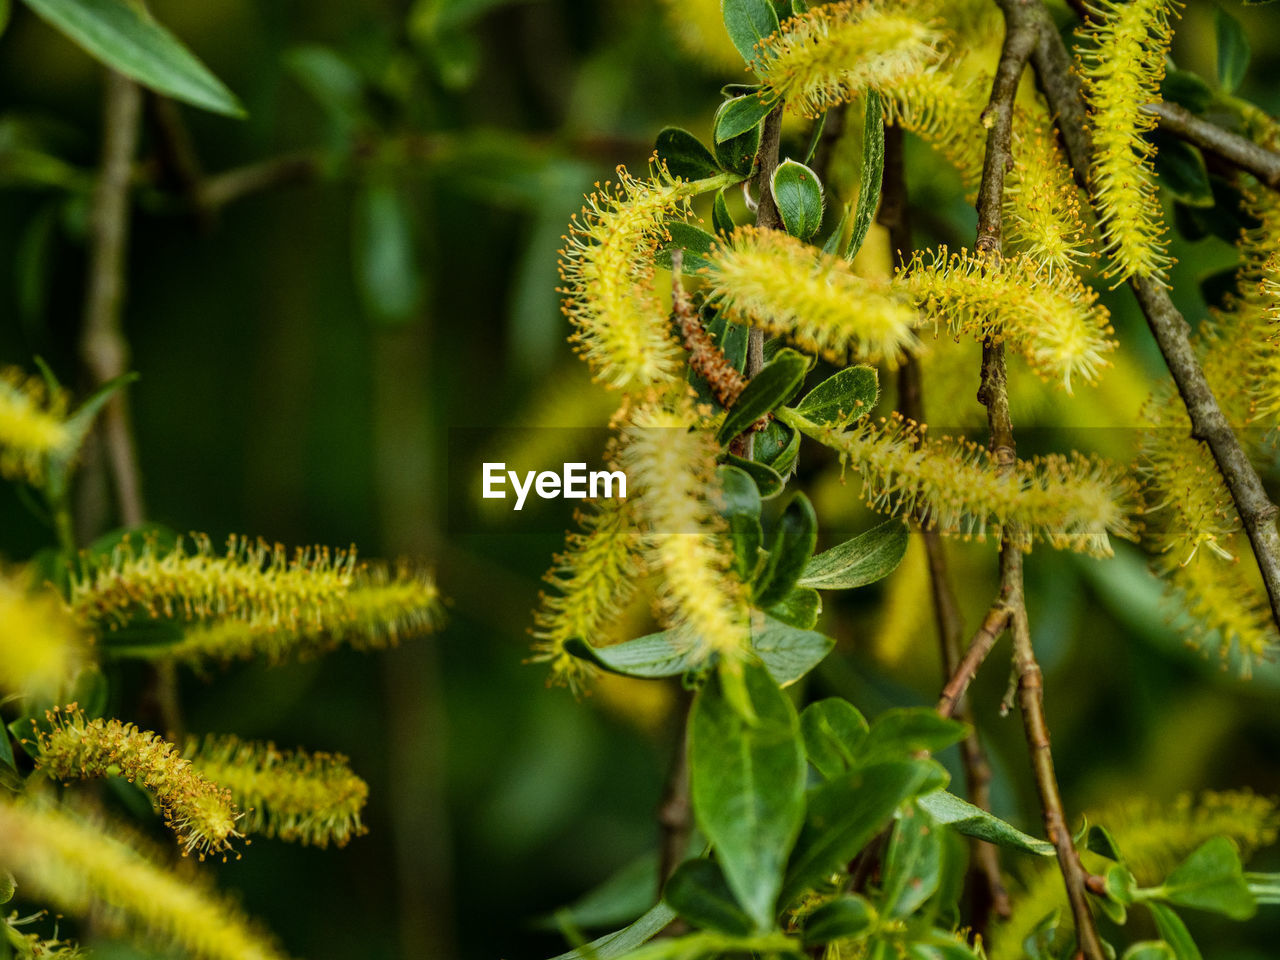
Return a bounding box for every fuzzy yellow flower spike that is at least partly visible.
[32,706,241,859]
[1077,0,1179,282]
[756,0,945,119]
[184,735,368,848]
[560,164,704,391]
[530,497,646,692]
[0,799,289,960]
[0,367,69,484]
[704,226,922,367]
[899,246,1116,391]
[0,571,85,701]
[619,396,751,666]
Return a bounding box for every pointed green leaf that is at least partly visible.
[1157,836,1255,919]
[753,492,817,608]
[713,99,763,176]
[845,89,884,260]
[764,586,820,629]
[546,902,678,960]
[917,791,1054,856]
[882,802,943,918]
[795,365,879,428]
[713,189,736,235]
[656,127,721,182]
[1146,902,1204,960]
[663,859,754,936]
[1214,6,1250,93]
[771,159,824,242]
[655,221,719,272]
[690,661,806,931]
[720,454,784,497]
[800,698,869,779]
[721,0,780,70]
[859,709,968,764]
[798,519,908,590]
[753,419,799,476]
[563,631,698,679]
[718,465,763,580]
[714,94,776,143]
[716,348,808,444]
[750,614,833,685]
[538,852,659,931]
[20,0,244,116]
[802,895,876,946]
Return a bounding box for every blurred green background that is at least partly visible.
[2,1,1280,958]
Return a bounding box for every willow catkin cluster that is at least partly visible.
[184,735,368,848]
[703,226,921,366]
[32,707,240,858]
[70,535,441,667]
[618,397,750,666]
[530,497,646,691]
[0,571,85,701]
[0,367,69,484]
[559,164,693,391]
[898,246,1116,391]
[1077,0,1178,282]
[756,0,945,118]
[991,791,1278,960]
[798,412,1137,556]
[0,800,288,960]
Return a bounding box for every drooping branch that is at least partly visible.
[1030,1,1280,637]
[1148,101,1280,190]
[972,5,1106,957]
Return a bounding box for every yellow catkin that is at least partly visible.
[0,367,69,483]
[619,396,751,666]
[791,411,1138,557]
[0,571,85,701]
[70,535,441,666]
[898,246,1116,391]
[183,735,368,848]
[0,799,289,960]
[756,0,945,119]
[2,918,82,959]
[530,497,646,691]
[991,791,1278,960]
[704,226,921,367]
[32,707,240,858]
[1077,0,1178,282]
[559,165,693,390]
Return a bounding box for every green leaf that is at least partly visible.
[354,180,425,325]
[1161,69,1213,114]
[1087,824,1126,862]
[716,348,809,444]
[750,614,834,686]
[546,902,678,960]
[563,631,700,679]
[1147,902,1204,960]
[764,586,820,629]
[721,0,780,70]
[720,455,784,498]
[859,709,968,764]
[713,189,736,235]
[802,895,876,946]
[656,127,721,182]
[714,94,775,143]
[718,465,763,580]
[1156,836,1256,919]
[690,661,806,931]
[882,802,943,918]
[753,419,799,476]
[753,492,817,608]
[781,760,933,905]
[655,221,719,272]
[663,859,754,936]
[1123,944,1176,960]
[771,159,824,242]
[20,0,244,117]
[1214,6,1250,93]
[1152,133,1213,208]
[798,519,909,590]
[795,365,878,428]
[800,698,868,779]
[845,89,885,260]
[713,98,763,176]
[538,852,658,931]
[917,791,1054,856]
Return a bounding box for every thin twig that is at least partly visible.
[1147,101,1280,190]
[1032,2,1280,637]
[885,123,1010,927]
[198,152,322,210]
[936,603,1011,719]
[975,6,1105,957]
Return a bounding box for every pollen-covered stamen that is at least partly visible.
[0,367,70,484]
[33,706,241,859]
[1076,0,1179,283]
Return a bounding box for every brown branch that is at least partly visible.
[974,6,1105,958]
[197,152,322,210]
[936,602,1011,719]
[885,122,1010,928]
[1148,101,1280,190]
[1031,3,1280,637]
